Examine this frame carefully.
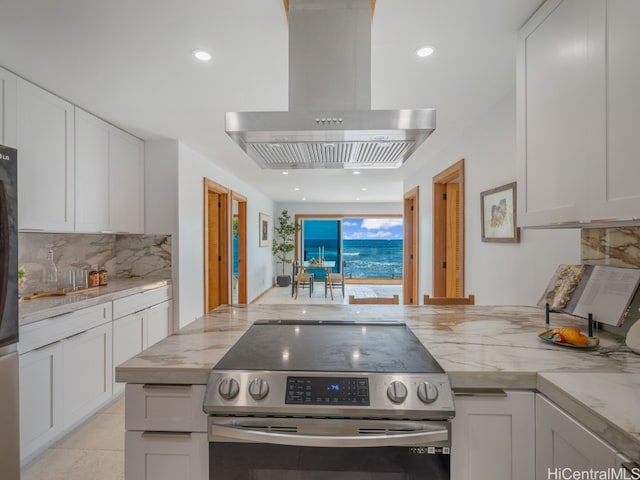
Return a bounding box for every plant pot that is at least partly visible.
[276,275,291,287]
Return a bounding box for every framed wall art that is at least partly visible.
[480,182,520,243]
[259,213,270,247]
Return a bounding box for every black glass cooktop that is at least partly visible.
[214,320,443,374]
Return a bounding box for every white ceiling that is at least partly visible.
[0,0,543,203]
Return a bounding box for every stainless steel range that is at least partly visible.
[203,320,455,479]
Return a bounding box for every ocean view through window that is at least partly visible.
[301,217,403,280]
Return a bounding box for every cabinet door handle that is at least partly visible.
[33,340,62,352]
[65,330,87,341]
[142,384,193,391]
[141,431,191,439]
[453,388,507,397]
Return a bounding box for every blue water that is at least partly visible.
[303,239,403,279]
[343,239,403,279]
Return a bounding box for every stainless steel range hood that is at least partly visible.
[225,0,436,170]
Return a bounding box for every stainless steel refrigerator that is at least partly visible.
[0,144,20,479]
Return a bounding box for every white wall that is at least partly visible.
[405,90,581,305]
[146,140,275,329]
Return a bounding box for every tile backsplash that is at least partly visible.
[581,226,640,329]
[582,227,640,268]
[18,233,171,295]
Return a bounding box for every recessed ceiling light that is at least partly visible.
[361,187,367,191]
[282,171,289,175]
[301,197,307,201]
[416,45,436,58]
[192,49,212,62]
[294,187,300,191]
[352,171,361,175]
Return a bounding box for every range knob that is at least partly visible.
[218,378,240,400]
[417,381,439,404]
[248,377,270,400]
[387,381,408,404]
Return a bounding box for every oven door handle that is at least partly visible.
[210,423,449,448]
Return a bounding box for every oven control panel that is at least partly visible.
[204,370,455,419]
[285,376,370,405]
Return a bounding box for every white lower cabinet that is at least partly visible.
[112,288,172,394]
[146,300,171,348]
[125,384,208,480]
[451,390,535,480]
[125,431,208,480]
[535,394,618,479]
[113,313,146,395]
[18,341,64,460]
[62,321,113,426]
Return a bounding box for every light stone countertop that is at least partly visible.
[114,304,640,463]
[19,277,172,326]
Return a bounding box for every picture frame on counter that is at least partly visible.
[259,213,270,247]
[480,181,520,243]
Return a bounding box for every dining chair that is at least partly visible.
[292,261,314,299]
[423,294,475,305]
[348,294,399,305]
[325,260,346,298]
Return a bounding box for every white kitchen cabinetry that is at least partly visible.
[109,125,144,233]
[112,286,172,394]
[75,107,111,232]
[0,66,17,147]
[62,322,113,426]
[75,107,145,233]
[125,384,208,480]
[18,341,64,460]
[591,0,640,220]
[18,302,113,463]
[536,394,619,479]
[451,390,535,480]
[16,78,75,232]
[517,0,640,227]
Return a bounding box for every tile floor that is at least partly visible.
[20,282,402,479]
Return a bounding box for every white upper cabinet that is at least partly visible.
[0,67,17,148]
[518,0,640,227]
[109,125,144,233]
[591,0,640,220]
[75,108,111,232]
[517,0,605,227]
[75,107,144,233]
[17,79,75,232]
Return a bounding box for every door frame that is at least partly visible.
[232,192,248,304]
[432,159,465,297]
[203,178,230,312]
[403,187,419,305]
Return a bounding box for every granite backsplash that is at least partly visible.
[18,233,171,295]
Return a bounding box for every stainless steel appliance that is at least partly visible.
[203,320,455,479]
[225,0,436,170]
[0,144,20,479]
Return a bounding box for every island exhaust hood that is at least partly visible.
[225,0,436,170]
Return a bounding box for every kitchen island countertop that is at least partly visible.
[115,304,640,462]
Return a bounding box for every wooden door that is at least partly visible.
[433,160,465,298]
[204,179,229,312]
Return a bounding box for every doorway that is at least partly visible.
[432,160,465,297]
[232,192,247,304]
[403,187,419,305]
[204,179,229,312]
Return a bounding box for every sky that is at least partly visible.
[342,218,403,240]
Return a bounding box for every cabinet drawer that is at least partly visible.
[113,285,171,319]
[19,303,112,354]
[125,384,207,433]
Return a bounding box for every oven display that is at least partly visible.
[286,376,370,405]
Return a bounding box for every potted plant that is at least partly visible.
[272,210,300,287]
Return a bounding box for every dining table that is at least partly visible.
[301,260,336,300]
